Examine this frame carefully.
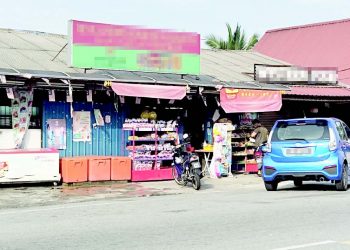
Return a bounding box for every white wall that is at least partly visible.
[0,129,42,149]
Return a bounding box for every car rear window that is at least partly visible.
[271,120,330,141]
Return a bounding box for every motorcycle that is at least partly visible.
[172,134,202,190]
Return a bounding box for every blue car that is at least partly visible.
[262,118,350,191]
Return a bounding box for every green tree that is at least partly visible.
[206,23,259,50]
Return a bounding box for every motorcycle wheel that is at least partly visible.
[172,166,186,186]
[192,173,201,190]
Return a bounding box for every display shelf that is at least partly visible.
[133,158,173,161]
[131,139,175,142]
[232,126,256,174]
[124,122,178,181]
[127,149,172,152]
[123,127,176,132]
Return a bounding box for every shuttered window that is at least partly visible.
[0,106,41,129]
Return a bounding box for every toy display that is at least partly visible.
[123,118,177,130]
[209,123,233,178]
[123,118,178,181]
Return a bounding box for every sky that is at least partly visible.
[1,0,350,48]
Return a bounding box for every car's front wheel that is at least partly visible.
[264,181,278,191]
[335,163,348,191]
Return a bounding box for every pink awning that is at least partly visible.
[220,88,282,113]
[111,82,186,100]
[287,86,350,97]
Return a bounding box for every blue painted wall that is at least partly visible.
[42,101,128,158]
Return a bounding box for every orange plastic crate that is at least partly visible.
[110,157,131,181]
[60,157,88,183]
[87,157,111,181]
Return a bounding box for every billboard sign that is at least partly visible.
[68,20,200,75]
[255,65,338,84]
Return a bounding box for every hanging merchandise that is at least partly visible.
[105,115,111,124]
[66,90,73,103]
[87,90,93,102]
[46,119,67,149]
[12,88,33,149]
[48,90,55,102]
[6,88,14,99]
[94,109,105,126]
[149,111,157,120]
[206,121,213,145]
[73,111,91,142]
[141,110,150,119]
[212,109,220,122]
[0,75,6,84]
[119,95,125,104]
[239,113,258,126]
[209,123,233,178]
[135,97,141,104]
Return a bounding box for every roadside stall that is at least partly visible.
[200,88,284,177]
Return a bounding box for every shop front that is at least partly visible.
[201,87,285,178]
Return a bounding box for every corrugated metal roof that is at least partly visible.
[0,28,290,82]
[254,18,350,85]
[200,49,289,82]
[287,86,350,97]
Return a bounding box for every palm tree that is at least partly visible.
[206,23,259,50]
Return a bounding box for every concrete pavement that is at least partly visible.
[0,174,264,209]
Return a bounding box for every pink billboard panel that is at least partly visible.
[220,88,282,113]
[111,82,187,100]
[71,20,200,54]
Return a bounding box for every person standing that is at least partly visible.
[250,119,268,148]
[250,119,269,175]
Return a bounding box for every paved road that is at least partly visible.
[1,178,350,250]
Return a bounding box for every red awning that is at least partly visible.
[111,82,186,100]
[220,88,282,113]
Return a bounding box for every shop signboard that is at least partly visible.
[220,88,282,113]
[255,65,337,84]
[73,111,91,142]
[68,20,200,75]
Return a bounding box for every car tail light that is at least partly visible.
[329,129,337,151]
[323,165,337,175]
[264,166,276,175]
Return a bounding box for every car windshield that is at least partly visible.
[271,120,330,141]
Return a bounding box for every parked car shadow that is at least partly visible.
[277,181,341,191]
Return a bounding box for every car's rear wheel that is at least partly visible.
[335,163,348,191]
[293,179,303,187]
[264,181,278,191]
